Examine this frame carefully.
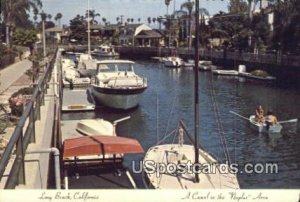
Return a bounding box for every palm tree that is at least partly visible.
[47,14,52,20]
[157,16,163,30]
[1,0,42,47]
[165,0,172,15]
[152,17,156,24]
[85,9,100,24]
[55,13,63,27]
[181,0,194,48]
[138,18,141,23]
[102,17,107,25]
[147,17,152,25]
[116,16,120,24]
[131,18,134,23]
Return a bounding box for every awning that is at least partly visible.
[63,135,144,158]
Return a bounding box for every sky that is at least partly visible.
[39,0,229,26]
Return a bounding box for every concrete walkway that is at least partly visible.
[0,59,32,94]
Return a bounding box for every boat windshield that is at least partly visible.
[97,63,134,73]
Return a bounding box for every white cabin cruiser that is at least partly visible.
[91,60,147,110]
[91,45,119,57]
[164,56,183,68]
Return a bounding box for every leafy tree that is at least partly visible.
[13,28,37,51]
[271,0,300,54]
[69,15,87,43]
[1,0,42,47]
[228,0,248,14]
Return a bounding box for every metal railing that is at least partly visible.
[0,51,57,189]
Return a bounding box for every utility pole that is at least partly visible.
[87,0,91,56]
[42,18,46,57]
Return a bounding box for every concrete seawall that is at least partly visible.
[114,46,300,68]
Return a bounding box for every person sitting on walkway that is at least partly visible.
[265,110,278,130]
[255,105,265,123]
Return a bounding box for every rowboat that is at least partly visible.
[249,115,282,133]
[62,135,144,189]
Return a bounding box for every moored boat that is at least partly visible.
[76,119,114,136]
[143,121,240,189]
[90,60,147,110]
[164,56,183,68]
[238,72,276,81]
[62,135,144,189]
[212,69,239,76]
[91,45,119,58]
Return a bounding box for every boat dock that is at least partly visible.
[62,88,95,112]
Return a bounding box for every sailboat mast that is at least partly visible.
[194,0,200,183]
[87,0,91,55]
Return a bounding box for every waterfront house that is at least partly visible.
[119,24,152,46]
[45,26,64,43]
[135,29,164,47]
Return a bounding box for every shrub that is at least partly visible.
[9,87,34,117]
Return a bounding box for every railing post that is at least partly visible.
[16,129,25,185]
[30,108,36,143]
[39,86,45,106]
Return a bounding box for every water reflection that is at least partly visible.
[62,60,300,188]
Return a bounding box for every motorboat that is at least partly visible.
[77,53,98,77]
[249,115,282,133]
[212,69,239,76]
[90,60,147,110]
[62,135,144,189]
[91,45,119,57]
[164,56,183,68]
[62,59,91,88]
[238,71,276,81]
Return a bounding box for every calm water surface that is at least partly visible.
[63,60,300,188]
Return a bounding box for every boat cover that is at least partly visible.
[63,135,144,158]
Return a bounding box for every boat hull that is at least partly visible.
[164,57,182,68]
[249,115,282,133]
[212,70,239,76]
[143,144,239,189]
[91,85,147,110]
[239,72,276,81]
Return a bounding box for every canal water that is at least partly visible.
[62,60,300,189]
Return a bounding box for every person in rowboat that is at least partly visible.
[255,105,265,123]
[265,110,278,130]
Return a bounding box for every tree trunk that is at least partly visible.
[5,26,10,48]
[188,14,192,49]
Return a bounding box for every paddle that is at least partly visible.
[278,119,298,124]
[229,111,250,121]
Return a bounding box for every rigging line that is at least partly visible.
[156,93,159,144]
[211,84,232,165]
[163,94,177,139]
[208,73,232,165]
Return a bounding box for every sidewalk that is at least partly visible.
[0,59,32,95]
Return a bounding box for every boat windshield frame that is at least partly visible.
[96,62,135,73]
